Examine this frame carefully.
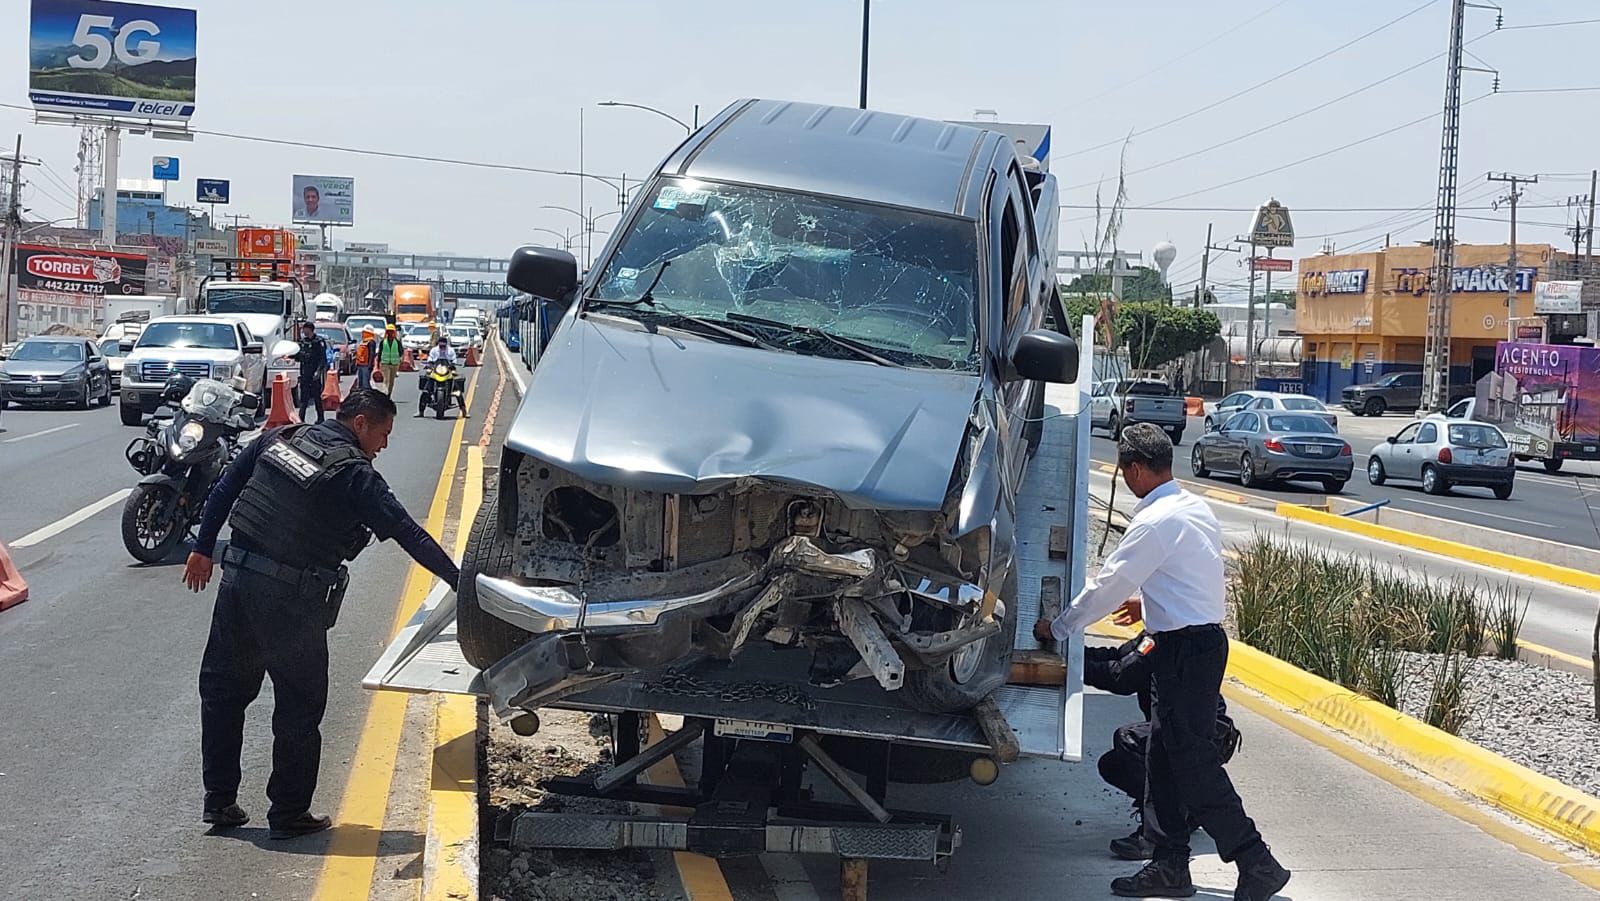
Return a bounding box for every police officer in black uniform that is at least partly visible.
[183,388,461,839]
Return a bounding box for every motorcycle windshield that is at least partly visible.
[180,379,244,423]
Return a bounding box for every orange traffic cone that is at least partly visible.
[400,348,416,372]
[264,371,300,428]
[464,344,480,367]
[320,369,342,411]
[0,539,28,612]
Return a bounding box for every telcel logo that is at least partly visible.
[135,101,183,116]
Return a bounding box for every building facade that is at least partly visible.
[1296,243,1561,402]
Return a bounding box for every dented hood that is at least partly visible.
[507,316,979,509]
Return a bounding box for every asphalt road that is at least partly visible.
[1090,415,1600,550]
[0,362,499,899]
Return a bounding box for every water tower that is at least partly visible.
[1152,241,1178,285]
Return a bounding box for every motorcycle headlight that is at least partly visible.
[176,421,205,451]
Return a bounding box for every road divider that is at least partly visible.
[1325,495,1600,578]
[1278,502,1600,593]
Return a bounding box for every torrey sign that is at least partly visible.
[16,243,148,296]
[27,0,197,122]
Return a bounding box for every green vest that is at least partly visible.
[379,337,404,364]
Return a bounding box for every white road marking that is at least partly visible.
[1,423,79,444]
[10,488,132,548]
[493,333,528,396]
[1402,497,1548,528]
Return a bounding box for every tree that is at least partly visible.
[1264,289,1296,310]
[1055,289,1221,367]
[1062,266,1172,303]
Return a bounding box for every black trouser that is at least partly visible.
[1099,721,1150,809]
[296,374,326,423]
[198,566,329,827]
[1143,624,1264,864]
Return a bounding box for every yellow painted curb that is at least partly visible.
[1203,488,1249,505]
[1089,614,1600,857]
[1518,638,1594,672]
[1276,502,1600,593]
[1224,637,1600,856]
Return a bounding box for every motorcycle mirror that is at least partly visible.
[241,392,261,412]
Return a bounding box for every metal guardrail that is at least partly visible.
[1340,499,1390,517]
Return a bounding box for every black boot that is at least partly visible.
[201,803,249,829]
[269,813,332,840]
[1234,848,1291,901]
[1111,857,1196,898]
[1109,826,1157,861]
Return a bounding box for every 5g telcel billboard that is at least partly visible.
[28,0,197,122]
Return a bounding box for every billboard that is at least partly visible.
[292,175,354,226]
[152,154,177,180]
[1534,280,1583,314]
[15,243,148,296]
[28,0,197,122]
[195,177,228,203]
[1475,341,1600,456]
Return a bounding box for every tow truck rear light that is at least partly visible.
[1438,447,1453,464]
[1263,438,1285,453]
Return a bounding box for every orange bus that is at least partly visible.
[393,284,435,324]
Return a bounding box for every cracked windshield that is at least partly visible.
[590,178,979,370]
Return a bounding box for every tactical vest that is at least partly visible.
[230,424,372,570]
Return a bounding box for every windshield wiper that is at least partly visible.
[586,257,674,311]
[724,312,902,367]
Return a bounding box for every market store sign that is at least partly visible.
[1393,265,1536,296]
[1300,269,1369,296]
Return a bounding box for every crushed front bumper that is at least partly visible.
[477,535,999,715]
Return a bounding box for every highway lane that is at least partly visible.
[1089,416,1600,550]
[0,361,500,899]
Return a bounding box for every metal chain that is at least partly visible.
[646,669,818,712]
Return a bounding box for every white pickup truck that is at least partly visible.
[1090,378,1188,445]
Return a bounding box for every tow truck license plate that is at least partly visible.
[714,718,794,743]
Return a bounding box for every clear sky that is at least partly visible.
[3,0,1598,301]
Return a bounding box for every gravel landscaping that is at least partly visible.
[1394,651,1600,798]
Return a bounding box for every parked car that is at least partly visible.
[99,337,130,389]
[1192,410,1353,493]
[316,322,354,375]
[1244,393,1337,430]
[120,315,270,426]
[1204,390,1273,432]
[0,336,114,410]
[1367,419,1515,498]
[1342,371,1423,417]
[1091,378,1186,444]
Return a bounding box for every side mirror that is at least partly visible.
[119,341,135,353]
[271,340,299,358]
[243,341,264,355]
[508,246,580,300]
[241,392,262,412]
[1386,436,1398,444]
[1011,330,1080,384]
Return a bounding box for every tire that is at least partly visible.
[1022,385,1045,455]
[1238,454,1258,489]
[98,379,112,407]
[1422,465,1448,495]
[456,489,533,670]
[1322,478,1347,495]
[72,383,90,411]
[1367,457,1386,485]
[120,483,186,564]
[1167,428,1184,447]
[1364,398,1386,417]
[1492,483,1513,500]
[902,568,1018,714]
[1191,444,1209,477]
[1204,415,1215,432]
[119,402,142,427]
[1109,414,1123,440]
[1543,458,1564,474]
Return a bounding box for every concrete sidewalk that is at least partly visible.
[790,685,1600,900]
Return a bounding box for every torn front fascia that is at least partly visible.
[479,534,998,714]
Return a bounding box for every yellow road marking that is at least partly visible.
[1517,638,1594,672]
[644,716,736,901]
[313,373,480,900]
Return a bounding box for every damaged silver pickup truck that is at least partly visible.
[458,98,1078,719]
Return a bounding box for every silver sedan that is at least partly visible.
[1192,410,1355,493]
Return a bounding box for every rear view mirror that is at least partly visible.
[243,341,264,355]
[508,246,580,301]
[1386,436,1398,444]
[1011,330,1080,384]
[271,340,300,358]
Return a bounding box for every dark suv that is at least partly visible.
[458,98,1078,717]
[1343,371,1422,417]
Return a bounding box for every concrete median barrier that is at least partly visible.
[1324,496,1600,577]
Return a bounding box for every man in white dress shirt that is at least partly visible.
[1035,423,1290,900]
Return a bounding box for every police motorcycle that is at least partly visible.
[421,358,467,420]
[120,374,260,563]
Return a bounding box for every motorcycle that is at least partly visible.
[422,360,466,419]
[120,375,259,563]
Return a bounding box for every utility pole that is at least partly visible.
[1423,0,1500,412]
[1489,172,1536,342]
[858,0,871,109]
[1197,223,1214,309]
[1244,235,1259,391]
[1589,170,1597,262]
[1192,224,1239,391]
[1,134,41,344]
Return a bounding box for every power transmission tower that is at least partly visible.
[1489,172,1535,341]
[75,126,104,231]
[1423,0,1501,411]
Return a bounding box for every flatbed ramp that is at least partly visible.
[365,339,1093,877]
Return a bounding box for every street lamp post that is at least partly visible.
[597,100,696,134]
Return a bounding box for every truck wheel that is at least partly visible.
[456,489,533,670]
[1364,398,1386,417]
[119,403,142,427]
[902,569,1018,714]
[1543,458,1564,474]
[1167,427,1184,447]
[1109,414,1123,440]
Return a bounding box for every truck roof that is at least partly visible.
[664,99,999,217]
